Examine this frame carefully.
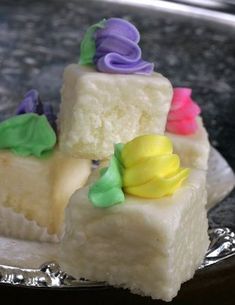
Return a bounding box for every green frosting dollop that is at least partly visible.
[88,144,125,208]
[0,113,56,158]
[79,19,106,66]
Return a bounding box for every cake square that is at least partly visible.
[59,64,173,160]
[60,169,209,301]
[0,149,90,241]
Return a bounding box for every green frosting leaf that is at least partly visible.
[114,143,124,166]
[88,151,125,208]
[79,19,106,66]
[0,113,56,158]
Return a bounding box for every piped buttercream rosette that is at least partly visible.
[16,89,57,132]
[79,18,154,75]
[166,88,201,135]
[88,135,189,208]
[0,89,57,158]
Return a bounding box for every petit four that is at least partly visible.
[0,90,91,241]
[59,18,173,160]
[60,135,209,301]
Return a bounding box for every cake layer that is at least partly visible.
[59,64,173,160]
[60,169,209,301]
[167,118,210,170]
[0,149,91,239]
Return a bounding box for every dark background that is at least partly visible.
[0,0,235,304]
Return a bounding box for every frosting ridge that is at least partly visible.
[79,19,106,66]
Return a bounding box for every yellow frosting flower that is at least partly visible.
[121,135,189,198]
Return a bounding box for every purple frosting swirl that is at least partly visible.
[16,89,57,131]
[94,18,154,75]
[16,89,44,115]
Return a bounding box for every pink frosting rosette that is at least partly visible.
[166,88,201,135]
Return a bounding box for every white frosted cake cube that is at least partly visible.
[60,169,209,301]
[59,64,173,160]
[167,118,210,170]
[0,149,91,241]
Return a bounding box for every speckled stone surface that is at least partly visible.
[0,1,234,228]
